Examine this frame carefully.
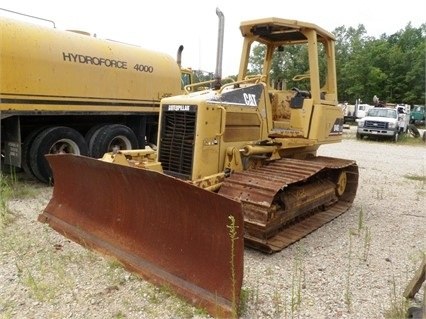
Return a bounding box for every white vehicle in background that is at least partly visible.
[357,107,400,142]
[396,104,411,133]
[356,103,374,119]
[342,99,373,123]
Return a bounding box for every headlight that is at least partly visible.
[388,122,396,129]
[358,121,365,128]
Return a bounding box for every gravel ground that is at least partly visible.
[1,126,425,319]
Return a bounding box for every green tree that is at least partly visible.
[245,22,426,106]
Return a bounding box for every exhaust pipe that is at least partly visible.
[214,7,224,89]
[176,44,184,68]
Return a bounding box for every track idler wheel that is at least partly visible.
[335,171,347,197]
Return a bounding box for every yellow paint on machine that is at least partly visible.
[0,17,182,106]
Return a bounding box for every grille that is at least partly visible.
[158,108,196,179]
[365,121,387,129]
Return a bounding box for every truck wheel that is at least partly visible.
[21,127,48,179]
[86,124,111,157]
[407,307,422,318]
[29,126,88,183]
[408,124,420,138]
[85,123,111,147]
[423,131,426,142]
[356,133,363,140]
[392,132,399,143]
[89,124,138,158]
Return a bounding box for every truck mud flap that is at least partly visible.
[38,154,244,318]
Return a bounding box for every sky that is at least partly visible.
[1,1,425,76]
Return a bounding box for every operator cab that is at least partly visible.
[237,18,340,140]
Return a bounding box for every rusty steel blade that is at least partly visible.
[38,154,244,318]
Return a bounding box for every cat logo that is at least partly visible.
[243,93,257,106]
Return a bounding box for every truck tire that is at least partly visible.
[406,306,422,319]
[86,124,111,157]
[89,124,138,158]
[423,131,426,142]
[408,124,420,138]
[21,127,48,179]
[392,131,398,143]
[29,126,89,183]
[85,123,111,146]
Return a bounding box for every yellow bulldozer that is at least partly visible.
[39,9,359,317]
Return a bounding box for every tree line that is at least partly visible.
[334,23,425,106]
[240,22,425,106]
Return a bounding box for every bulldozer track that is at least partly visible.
[219,156,359,253]
[245,201,352,252]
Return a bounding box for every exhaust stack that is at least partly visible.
[214,7,224,89]
[176,44,184,67]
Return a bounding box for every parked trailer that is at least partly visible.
[0,15,193,182]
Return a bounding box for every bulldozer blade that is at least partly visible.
[38,154,244,318]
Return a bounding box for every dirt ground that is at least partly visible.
[1,126,425,318]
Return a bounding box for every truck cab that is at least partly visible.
[357,107,399,142]
[410,105,426,124]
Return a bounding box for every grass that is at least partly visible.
[2,218,207,317]
[397,133,426,145]
[2,158,424,318]
[345,207,424,319]
[1,170,45,228]
[345,208,374,312]
[404,173,426,188]
[404,172,426,201]
[382,252,426,319]
[239,242,306,318]
[142,153,424,318]
[1,171,243,318]
[384,273,410,319]
[239,286,259,315]
[0,172,13,225]
[291,243,304,313]
[345,230,354,312]
[227,214,239,318]
[344,123,426,145]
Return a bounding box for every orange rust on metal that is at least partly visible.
[38,154,244,318]
[219,156,359,253]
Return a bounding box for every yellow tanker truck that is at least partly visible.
[0,14,194,183]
